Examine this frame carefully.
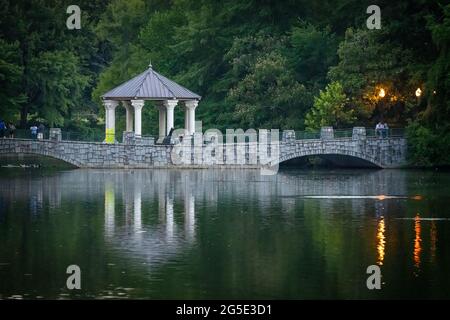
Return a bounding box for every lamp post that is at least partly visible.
[415,88,422,98]
[377,87,386,126]
[415,88,422,107]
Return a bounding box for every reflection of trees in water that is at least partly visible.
[0,169,447,298]
[430,221,437,263]
[0,169,409,211]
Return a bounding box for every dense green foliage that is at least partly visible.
[305,81,354,130]
[0,0,449,165]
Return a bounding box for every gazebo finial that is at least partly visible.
[148,61,153,69]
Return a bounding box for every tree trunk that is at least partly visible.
[20,105,29,128]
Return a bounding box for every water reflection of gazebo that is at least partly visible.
[101,64,201,143]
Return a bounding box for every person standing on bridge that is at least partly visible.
[8,122,16,138]
[30,124,38,139]
[375,122,383,138]
[37,123,45,140]
[383,122,389,138]
[0,119,5,138]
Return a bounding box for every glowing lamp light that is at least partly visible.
[415,88,422,97]
[378,88,386,98]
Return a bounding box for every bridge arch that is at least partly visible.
[1,150,81,168]
[20,151,81,167]
[277,149,383,168]
[0,139,82,167]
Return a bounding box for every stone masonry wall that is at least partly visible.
[279,137,407,168]
[0,132,407,169]
[0,139,172,168]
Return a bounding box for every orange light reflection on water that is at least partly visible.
[413,214,422,273]
[377,216,386,266]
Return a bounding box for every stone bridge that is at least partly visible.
[278,127,407,168]
[0,127,407,169]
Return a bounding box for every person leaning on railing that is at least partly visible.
[383,122,389,138]
[375,122,389,138]
[375,122,383,138]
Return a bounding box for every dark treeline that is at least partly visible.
[0,0,449,165]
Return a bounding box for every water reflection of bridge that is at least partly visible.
[103,171,197,266]
[1,169,410,222]
[0,169,434,272]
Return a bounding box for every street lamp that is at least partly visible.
[415,88,422,97]
[378,88,386,98]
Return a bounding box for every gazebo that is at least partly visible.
[101,64,201,143]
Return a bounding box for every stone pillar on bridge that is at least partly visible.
[352,127,366,140]
[49,128,62,142]
[104,100,118,144]
[320,127,334,140]
[282,130,296,142]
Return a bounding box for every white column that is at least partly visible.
[166,195,174,241]
[134,183,142,231]
[185,100,198,135]
[164,99,178,135]
[131,100,145,137]
[184,190,196,241]
[104,100,118,143]
[157,103,166,139]
[184,105,190,135]
[123,101,134,132]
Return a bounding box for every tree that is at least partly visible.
[28,51,89,126]
[93,0,154,104]
[288,23,338,89]
[0,0,109,129]
[0,39,25,122]
[328,28,417,125]
[227,50,309,129]
[404,4,450,167]
[424,3,450,125]
[138,10,186,75]
[406,122,450,167]
[305,81,355,130]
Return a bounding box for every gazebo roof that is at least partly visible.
[102,65,201,101]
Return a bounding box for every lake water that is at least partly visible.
[0,168,449,299]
